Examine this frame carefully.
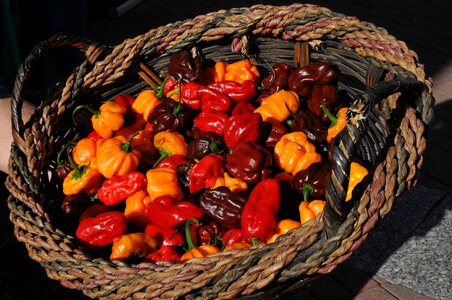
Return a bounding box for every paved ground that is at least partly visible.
[1,1,451,299]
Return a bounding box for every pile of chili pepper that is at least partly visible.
[59,50,369,264]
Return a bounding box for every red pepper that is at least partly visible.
[145,224,185,248]
[222,228,245,247]
[146,246,181,263]
[197,219,222,246]
[97,172,147,206]
[231,102,256,116]
[155,154,187,171]
[189,154,225,193]
[181,81,231,112]
[207,80,257,102]
[76,211,127,247]
[223,112,262,149]
[147,195,204,229]
[114,94,135,111]
[241,179,280,241]
[87,131,103,142]
[193,110,229,136]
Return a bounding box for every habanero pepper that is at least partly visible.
[97,172,147,206]
[72,137,97,167]
[221,228,245,247]
[223,112,262,149]
[224,59,260,84]
[188,154,225,194]
[258,62,292,103]
[294,162,332,199]
[212,172,248,193]
[147,97,194,134]
[231,102,256,116]
[266,219,301,244]
[346,162,369,201]
[241,179,280,241]
[124,190,151,230]
[76,211,127,247]
[132,89,160,121]
[146,168,184,201]
[180,218,220,262]
[153,131,188,161]
[167,50,203,82]
[146,246,181,263]
[193,110,229,136]
[145,223,185,248]
[298,183,326,225]
[288,61,336,98]
[155,154,187,171]
[307,84,337,121]
[147,196,204,229]
[185,131,227,161]
[254,90,300,123]
[323,104,349,143]
[110,232,158,261]
[207,80,257,102]
[181,81,231,112]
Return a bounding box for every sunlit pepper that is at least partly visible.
[153,131,188,164]
[110,232,157,261]
[323,105,349,143]
[132,89,160,121]
[346,162,369,201]
[96,134,141,178]
[254,90,300,122]
[274,132,322,175]
[146,168,183,201]
[72,138,97,166]
[267,219,301,244]
[224,60,260,84]
[180,218,220,262]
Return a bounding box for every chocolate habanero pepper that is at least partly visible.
[167,50,203,82]
[288,61,336,98]
[226,141,272,185]
[294,162,332,199]
[258,62,292,102]
[146,168,184,201]
[147,196,204,229]
[181,81,231,112]
[223,112,262,149]
[207,80,257,102]
[180,218,220,262]
[254,90,300,123]
[188,154,225,194]
[193,110,229,136]
[110,232,157,261]
[307,84,337,120]
[274,132,322,175]
[96,134,141,178]
[290,110,328,148]
[147,97,194,134]
[186,131,227,161]
[241,179,280,241]
[97,172,147,206]
[76,211,127,247]
[262,119,287,148]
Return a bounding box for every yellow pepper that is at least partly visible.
[345,162,368,201]
[299,200,326,224]
[254,90,300,122]
[274,132,322,175]
[322,104,349,143]
[212,172,248,192]
[132,89,160,121]
[267,219,301,244]
[224,60,260,84]
[110,233,157,261]
[72,138,97,166]
[96,135,141,178]
[146,168,183,201]
[153,131,187,156]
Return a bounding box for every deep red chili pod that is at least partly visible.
[97,172,147,206]
[76,211,127,247]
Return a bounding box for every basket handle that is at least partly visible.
[323,78,425,236]
[10,35,105,151]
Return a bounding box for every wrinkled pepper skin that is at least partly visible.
[193,110,229,136]
[207,80,257,102]
[223,112,262,149]
[153,131,188,157]
[197,219,222,246]
[325,106,349,143]
[97,172,147,206]
[145,224,185,248]
[72,138,97,166]
[199,187,249,228]
[212,172,248,193]
[180,218,220,262]
[63,166,103,196]
[146,168,184,201]
[288,61,336,97]
[110,232,157,261]
[181,82,231,112]
[147,196,204,229]
[308,84,337,120]
[290,110,328,147]
[231,102,256,116]
[147,97,194,134]
[241,179,280,241]
[155,154,187,171]
[168,50,202,82]
[294,162,331,199]
[91,102,126,139]
[262,119,287,147]
[274,132,322,175]
[254,90,300,122]
[224,60,260,84]
[188,155,225,193]
[146,246,181,263]
[132,89,160,121]
[258,62,292,102]
[221,228,245,246]
[226,142,272,185]
[186,131,227,160]
[96,135,141,178]
[76,211,127,247]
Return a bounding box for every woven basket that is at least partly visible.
[6,3,434,299]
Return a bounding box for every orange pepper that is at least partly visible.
[89,102,126,139]
[180,218,220,262]
[299,200,326,224]
[267,219,301,243]
[212,172,248,192]
[63,166,102,196]
[96,135,141,178]
[110,232,157,261]
[153,131,187,156]
[213,61,227,82]
[72,138,97,166]
[132,89,160,121]
[274,132,322,175]
[146,168,183,201]
[124,190,152,230]
[224,60,260,84]
[345,162,368,201]
[254,90,300,122]
[323,104,349,143]
[223,241,253,251]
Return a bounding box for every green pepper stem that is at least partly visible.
[66,147,87,179]
[209,141,220,153]
[321,103,337,125]
[72,104,99,118]
[155,76,169,99]
[57,140,76,167]
[185,218,199,251]
[249,238,260,246]
[120,132,140,153]
[302,183,314,202]
[152,148,171,168]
